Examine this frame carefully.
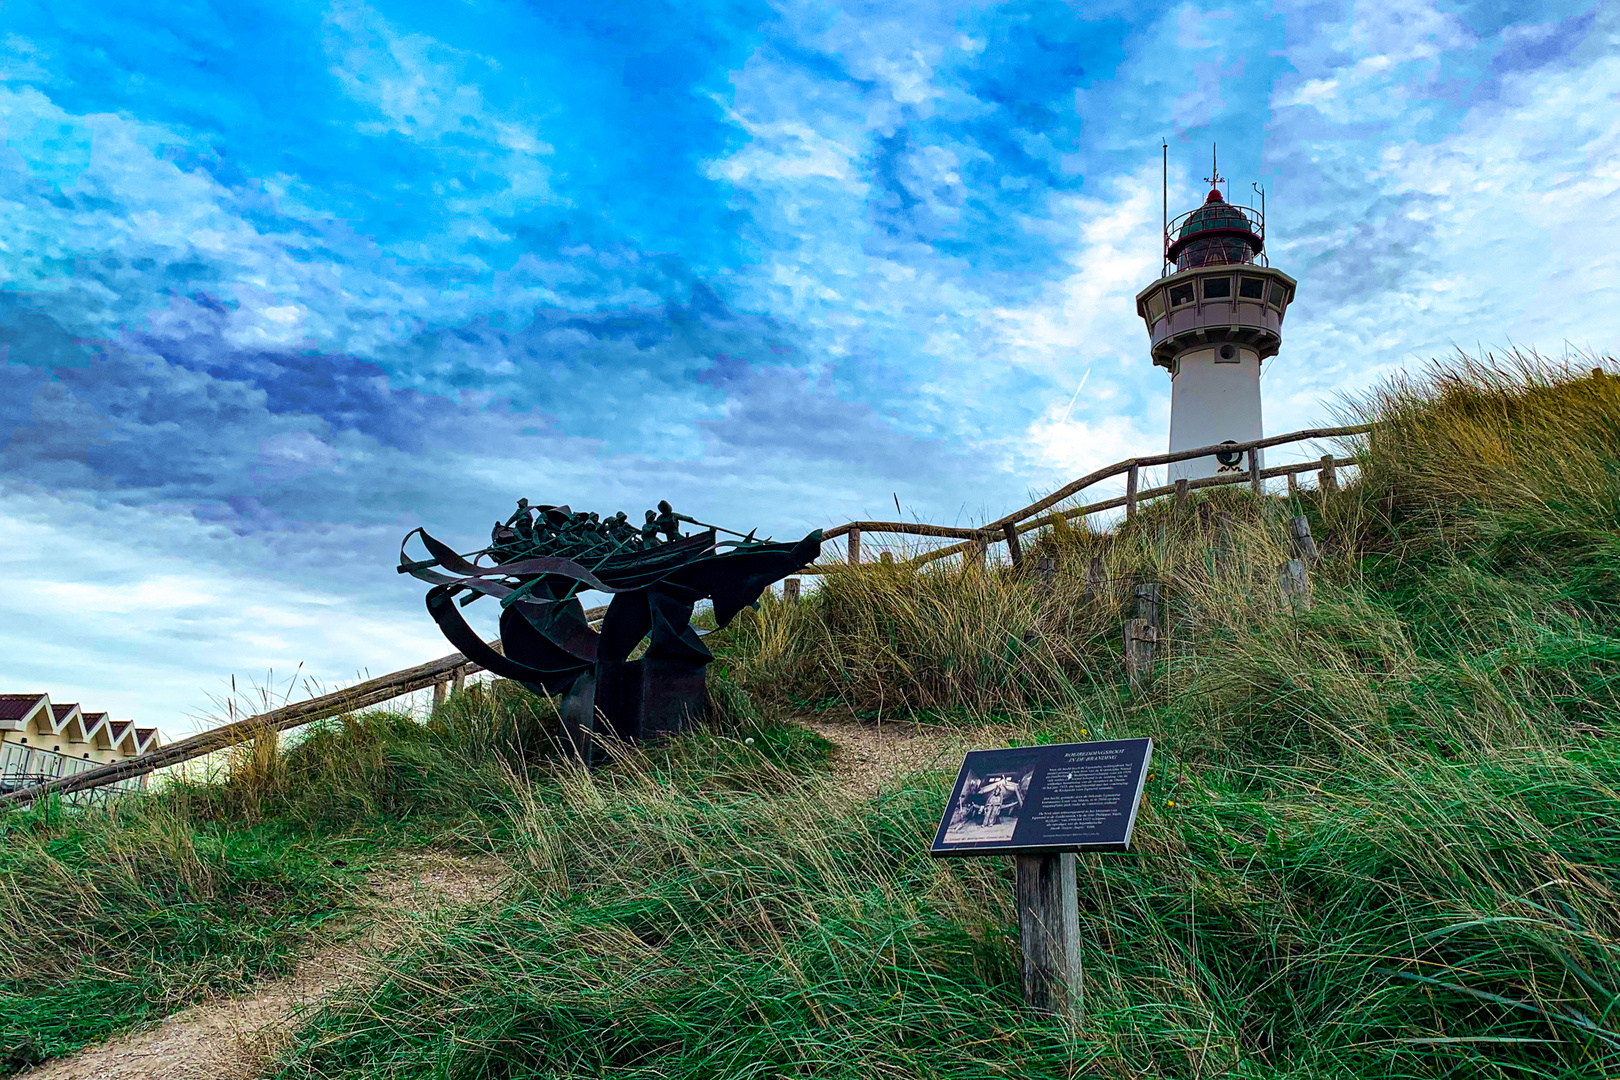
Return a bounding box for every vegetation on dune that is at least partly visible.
[0,800,339,1073]
[9,351,1620,1078]
[0,683,562,1074]
[260,353,1620,1080]
[270,742,1620,1080]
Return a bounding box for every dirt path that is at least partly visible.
[795,712,1011,795]
[26,722,991,1080]
[23,852,507,1080]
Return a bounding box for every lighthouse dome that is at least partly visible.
[1167,187,1264,271]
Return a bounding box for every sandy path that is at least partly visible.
[25,720,990,1080]
[794,712,1009,795]
[23,852,507,1080]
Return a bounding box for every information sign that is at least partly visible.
[929,738,1153,856]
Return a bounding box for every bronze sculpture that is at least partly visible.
[399,501,820,761]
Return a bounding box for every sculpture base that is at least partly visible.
[563,658,707,764]
[559,673,597,762]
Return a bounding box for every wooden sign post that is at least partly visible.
[930,738,1154,1022]
[1016,851,1082,1017]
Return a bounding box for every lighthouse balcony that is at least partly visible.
[1135,265,1297,370]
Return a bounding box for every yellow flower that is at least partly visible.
[1166,799,1176,808]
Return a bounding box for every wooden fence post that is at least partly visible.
[1214,511,1235,569]
[1131,582,1163,680]
[1288,515,1320,564]
[1123,619,1159,688]
[783,577,801,604]
[1248,449,1263,498]
[974,536,988,568]
[1084,555,1104,603]
[1015,852,1082,1020]
[1278,558,1312,610]
[848,527,862,566]
[1173,477,1190,514]
[1286,470,1299,498]
[879,551,894,565]
[432,680,447,709]
[1319,455,1338,494]
[1003,522,1024,568]
[1036,557,1056,593]
[1133,582,1162,630]
[452,668,466,695]
[1125,464,1140,521]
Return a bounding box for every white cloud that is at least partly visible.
[322,0,554,216]
[1267,38,1620,433]
[0,490,450,739]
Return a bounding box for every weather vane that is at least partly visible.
[1204,142,1224,192]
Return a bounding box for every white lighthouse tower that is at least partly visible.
[1134,153,1296,481]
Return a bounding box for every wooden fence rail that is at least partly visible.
[898,453,1359,571]
[0,648,494,808]
[803,422,1371,573]
[3,425,1370,804]
[0,603,611,807]
[985,424,1369,532]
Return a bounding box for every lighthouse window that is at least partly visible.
[1267,282,1287,307]
[1168,282,1195,307]
[1146,291,1166,321]
[1202,276,1231,299]
[1239,276,1266,299]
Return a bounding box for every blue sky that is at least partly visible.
[3,0,1616,735]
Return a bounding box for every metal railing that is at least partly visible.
[0,742,147,800]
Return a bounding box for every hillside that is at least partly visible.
[6,353,1620,1079]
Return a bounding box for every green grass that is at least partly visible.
[13,351,1620,1078]
[0,801,347,1073]
[263,738,1620,1079]
[0,681,565,1074]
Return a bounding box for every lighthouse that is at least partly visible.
[1134,153,1296,482]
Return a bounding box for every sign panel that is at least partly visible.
[929,738,1153,856]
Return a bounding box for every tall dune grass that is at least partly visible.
[271,730,1620,1079]
[262,353,1620,1079]
[0,796,344,1072]
[13,352,1620,1078]
[0,682,565,1075]
[721,353,1620,758]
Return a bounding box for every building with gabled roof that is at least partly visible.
[1,691,162,794]
[0,694,52,738]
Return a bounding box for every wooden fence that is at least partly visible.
[0,424,1367,805]
[0,646,496,807]
[803,424,1368,573]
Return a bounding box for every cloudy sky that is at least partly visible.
[2,0,1616,736]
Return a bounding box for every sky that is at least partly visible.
[2,0,1617,737]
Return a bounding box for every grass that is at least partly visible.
[0,681,564,1074]
[269,744,1620,1079]
[11,350,1620,1077]
[0,799,344,1073]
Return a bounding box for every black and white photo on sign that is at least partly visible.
[942,765,1035,843]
